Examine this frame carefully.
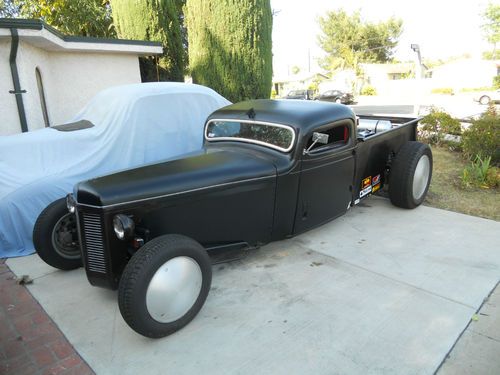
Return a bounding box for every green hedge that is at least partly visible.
[462,106,500,165]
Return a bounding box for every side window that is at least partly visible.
[306,123,350,153]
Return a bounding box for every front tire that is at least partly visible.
[118,234,212,338]
[335,98,342,104]
[33,198,81,270]
[389,142,432,209]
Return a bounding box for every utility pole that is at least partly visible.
[411,44,423,116]
[411,44,422,79]
[308,48,311,73]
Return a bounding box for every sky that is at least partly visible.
[270,0,493,78]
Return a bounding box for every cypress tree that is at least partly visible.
[112,0,186,82]
[185,0,273,102]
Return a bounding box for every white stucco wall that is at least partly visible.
[1,40,143,135]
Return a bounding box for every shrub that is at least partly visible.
[460,86,494,93]
[185,0,273,102]
[431,87,454,95]
[461,105,500,165]
[494,75,500,90]
[360,85,376,96]
[461,155,499,189]
[419,107,462,146]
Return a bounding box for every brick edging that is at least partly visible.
[0,259,95,375]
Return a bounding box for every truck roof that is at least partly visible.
[207,99,356,134]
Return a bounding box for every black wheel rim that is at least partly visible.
[51,213,80,259]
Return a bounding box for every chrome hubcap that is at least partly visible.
[413,155,430,200]
[146,256,202,323]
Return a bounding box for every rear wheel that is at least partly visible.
[479,95,491,105]
[335,98,342,104]
[389,142,432,209]
[118,234,212,338]
[33,198,81,270]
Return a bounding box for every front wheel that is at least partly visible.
[335,98,342,104]
[33,198,81,270]
[389,142,432,209]
[118,234,212,338]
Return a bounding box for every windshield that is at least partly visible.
[205,120,295,152]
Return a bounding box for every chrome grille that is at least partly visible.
[82,212,106,273]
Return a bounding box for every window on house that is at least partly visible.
[35,67,50,127]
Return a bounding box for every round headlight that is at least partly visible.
[113,214,135,240]
[66,194,76,214]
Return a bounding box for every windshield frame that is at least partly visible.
[205,119,296,153]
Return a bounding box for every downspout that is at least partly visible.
[9,28,28,133]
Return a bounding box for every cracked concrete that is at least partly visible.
[438,284,500,375]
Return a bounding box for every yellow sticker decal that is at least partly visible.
[362,177,371,189]
[372,183,380,193]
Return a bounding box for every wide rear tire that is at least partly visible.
[118,234,212,338]
[389,141,432,209]
[33,198,81,270]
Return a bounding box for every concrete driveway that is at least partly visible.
[7,197,500,375]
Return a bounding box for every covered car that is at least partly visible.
[0,82,230,258]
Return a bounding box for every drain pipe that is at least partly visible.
[9,28,28,133]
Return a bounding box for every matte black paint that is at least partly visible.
[74,100,418,289]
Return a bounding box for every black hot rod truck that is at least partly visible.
[34,99,432,338]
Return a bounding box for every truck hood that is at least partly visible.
[76,149,276,207]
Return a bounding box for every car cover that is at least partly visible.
[0,82,230,258]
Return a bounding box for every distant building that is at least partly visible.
[358,59,499,97]
[272,71,329,97]
[428,58,499,90]
[318,69,357,94]
[360,63,424,86]
[0,18,162,136]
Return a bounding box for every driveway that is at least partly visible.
[6,197,500,375]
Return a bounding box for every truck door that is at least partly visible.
[293,120,355,234]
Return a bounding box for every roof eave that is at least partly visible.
[0,18,163,55]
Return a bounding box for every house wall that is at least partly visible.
[431,59,498,90]
[1,41,142,136]
[273,73,329,97]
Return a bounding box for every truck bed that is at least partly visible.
[353,115,420,200]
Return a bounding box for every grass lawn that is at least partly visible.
[424,146,499,221]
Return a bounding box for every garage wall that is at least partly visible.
[16,40,53,132]
[1,41,142,136]
[48,52,141,125]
